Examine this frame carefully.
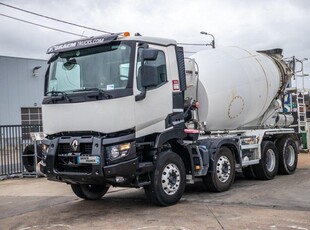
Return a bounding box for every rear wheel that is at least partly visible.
[276,136,298,175]
[203,146,235,192]
[144,150,186,206]
[253,141,279,180]
[71,184,110,200]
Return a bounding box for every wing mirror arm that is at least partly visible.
[135,88,146,101]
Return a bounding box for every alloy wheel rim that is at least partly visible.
[216,155,231,183]
[286,145,295,167]
[161,163,181,195]
[265,149,276,172]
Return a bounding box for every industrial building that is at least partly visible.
[0,55,47,126]
[0,55,47,177]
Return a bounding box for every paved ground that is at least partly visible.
[0,154,310,230]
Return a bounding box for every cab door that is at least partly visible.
[134,45,173,138]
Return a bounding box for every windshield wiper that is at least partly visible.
[46,90,71,102]
[73,88,113,99]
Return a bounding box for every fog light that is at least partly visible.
[115,176,125,183]
[110,146,120,159]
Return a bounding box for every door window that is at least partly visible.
[136,49,167,91]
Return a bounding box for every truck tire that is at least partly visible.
[71,184,110,200]
[253,141,279,180]
[276,136,298,175]
[144,150,186,206]
[242,165,256,179]
[22,144,42,172]
[203,146,235,192]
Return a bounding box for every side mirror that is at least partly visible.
[141,49,158,61]
[141,65,159,88]
[135,49,161,101]
[140,48,160,88]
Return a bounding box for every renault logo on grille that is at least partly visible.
[71,139,80,151]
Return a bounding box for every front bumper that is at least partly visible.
[41,133,139,186]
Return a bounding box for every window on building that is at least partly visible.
[20,108,42,140]
[21,108,42,125]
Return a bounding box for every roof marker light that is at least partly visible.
[123,32,130,37]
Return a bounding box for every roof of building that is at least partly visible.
[0,55,47,62]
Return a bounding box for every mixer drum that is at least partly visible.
[189,47,282,130]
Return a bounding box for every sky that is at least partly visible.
[0,0,309,86]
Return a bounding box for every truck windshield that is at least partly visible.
[46,41,134,97]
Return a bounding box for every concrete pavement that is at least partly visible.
[0,154,309,230]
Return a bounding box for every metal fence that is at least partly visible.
[0,124,43,178]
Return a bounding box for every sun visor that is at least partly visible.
[46,33,121,54]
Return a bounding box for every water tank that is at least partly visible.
[187,47,285,130]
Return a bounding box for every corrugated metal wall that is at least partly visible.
[0,56,47,125]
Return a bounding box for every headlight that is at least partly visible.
[42,144,49,159]
[106,143,131,161]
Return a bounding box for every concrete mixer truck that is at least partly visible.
[40,33,299,206]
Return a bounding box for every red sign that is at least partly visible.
[172,80,179,91]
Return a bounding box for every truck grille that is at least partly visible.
[58,143,93,155]
[55,143,93,173]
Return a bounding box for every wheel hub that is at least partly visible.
[161,163,181,195]
[265,149,276,172]
[216,155,231,183]
[286,145,295,167]
[168,171,177,185]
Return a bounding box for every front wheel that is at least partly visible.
[203,146,235,192]
[144,150,186,206]
[71,184,110,200]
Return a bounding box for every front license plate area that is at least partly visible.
[77,156,100,165]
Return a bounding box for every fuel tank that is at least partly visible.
[185,47,291,130]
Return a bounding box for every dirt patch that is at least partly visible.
[298,153,310,169]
